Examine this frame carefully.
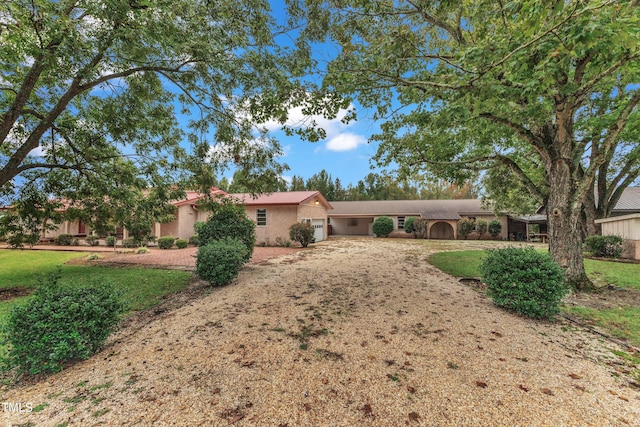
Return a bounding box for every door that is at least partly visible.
[311,219,324,242]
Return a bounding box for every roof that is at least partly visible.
[328,199,488,218]
[230,191,332,209]
[595,212,640,224]
[173,188,227,207]
[612,187,640,212]
[510,214,548,223]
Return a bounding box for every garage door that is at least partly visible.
[311,219,324,242]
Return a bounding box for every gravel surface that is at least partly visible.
[2,238,639,426]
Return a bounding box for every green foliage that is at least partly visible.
[175,239,188,249]
[404,217,415,234]
[85,235,100,246]
[56,234,73,246]
[372,216,394,237]
[105,236,116,247]
[488,220,502,239]
[198,199,255,261]
[289,222,315,248]
[480,247,567,319]
[413,217,428,239]
[584,235,623,259]
[135,247,149,254]
[475,219,488,239]
[1,272,124,375]
[157,236,175,250]
[188,234,199,246]
[122,238,138,249]
[311,0,640,285]
[456,218,475,240]
[196,238,248,286]
[275,237,292,247]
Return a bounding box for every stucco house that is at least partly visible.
[593,187,640,260]
[230,191,332,245]
[328,199,509,240]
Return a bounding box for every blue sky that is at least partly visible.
[225,1,387,187]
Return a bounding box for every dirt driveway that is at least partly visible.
[3,238,639,426]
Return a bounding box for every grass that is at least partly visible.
[427,249,640,347]
[0,249,192,322]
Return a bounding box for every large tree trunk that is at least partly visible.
[547,156,593,291]
[546,105,593,292]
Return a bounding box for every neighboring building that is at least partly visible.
[230,191,332,245]
[595,213,640,260]
[328,199,509,240]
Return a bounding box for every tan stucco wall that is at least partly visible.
[246,205,298,245]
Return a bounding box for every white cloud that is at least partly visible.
[325,132,367,152]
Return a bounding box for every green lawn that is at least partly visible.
[428,249,640,347]
[0,249,192,318]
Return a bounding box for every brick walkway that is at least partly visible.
[5,244,302,270]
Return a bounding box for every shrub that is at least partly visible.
[372,216,394,237]
[475,219,488,239]
[584,235,623,259]
[196,238,248,286]
[158,236,175,249]
[122,237,137,248]
[275,237,292,247]
[413,217,428,239]
[198,200,255,262]
[404,217,416,235]
[1,272,124,375]
[457,218,475,240]
[56,234,73,246]
[480,247,567,320]
[105,236,117,247]
[85,235,100,246]
[175,238,188,249]
[188,234,199,246]
[136,247,149,254]
[488,220,502,239]
[289,222,315,248]
[7,233,40,249]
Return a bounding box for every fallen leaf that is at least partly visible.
[385,359,395,366]
[407,386,416,394]
[498,358,506,362]
[609,390,618,396]
[541,388,554,396]
[322,378,328,385]
[408,412,421,422]
[491,331,503,338]
[568,373,582,380]
[303,403,312,412]
[574,385,586,392]
[476,381,488,388]
[361,341,368,347]
[362,403,374,417]
[228,414,245,425]
[619,396,629,402]
[518,384,529,392]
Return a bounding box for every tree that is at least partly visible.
[304,0,640,289]
[1,1,338,223]
[305,169,336,200]
[289,175,307,191]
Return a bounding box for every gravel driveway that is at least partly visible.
[3,238,639,426]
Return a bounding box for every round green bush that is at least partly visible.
[85,235,100,246]
[584,235,623,258]
[105,236,117,247]
[122,237,138,248]
[289,222,315,247]
[56,234,73,246]
[157,236,175,249]
[198,202,255,262]
[188,234,199,246]
[175,238,188,249]
[1,274,124,375]
[457,218,475,239]
[404,217,416,234]
[488,220,502,239]
[372,216,394,237]
[196,238,248,286]
[480,247,567,320]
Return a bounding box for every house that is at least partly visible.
[328,199,509,239]
[4,188,333,247]
[230,191,332,245]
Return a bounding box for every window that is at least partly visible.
[257,209,267,226]
[397,216,405,230]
